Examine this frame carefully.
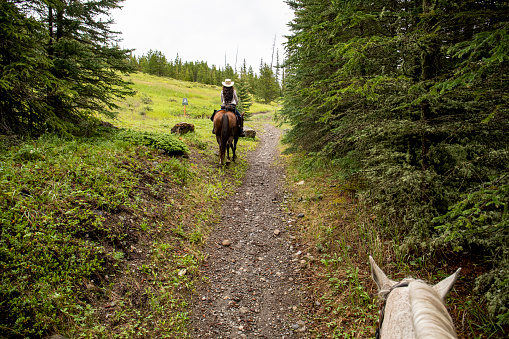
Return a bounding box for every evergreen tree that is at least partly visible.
[223,64,235,82]
[257,61,279,104]
[142,50,168,76]
[1,0,134,136]
[275,49,282,97]
[281,0,509,324]
[0,0,55,135]
[247,65,256,94]
[236,62,253,119]
[46,0,134,128]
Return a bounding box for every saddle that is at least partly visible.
[221,104,236,112]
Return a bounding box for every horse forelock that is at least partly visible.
[378,278,415,301]
[409,280,457,339]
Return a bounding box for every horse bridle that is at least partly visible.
[375,281,410,339]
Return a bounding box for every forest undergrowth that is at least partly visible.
[281,150,507,339]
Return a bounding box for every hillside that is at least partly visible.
[114,72,275,123]
[0,74,276,338]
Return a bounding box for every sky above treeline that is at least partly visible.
[111,0,295,72]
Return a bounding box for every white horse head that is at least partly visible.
[369,256,461,339]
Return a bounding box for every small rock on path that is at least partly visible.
[192,124,310,338]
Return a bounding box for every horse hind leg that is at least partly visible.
[219,147,224,165]
[220,143,227,165]
[216,135,224,165]
[220,115,229,165]
[226,141,232,164]
[232,140,237,162]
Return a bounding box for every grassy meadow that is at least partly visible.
[114,72,274,128]
[0,73,278,338]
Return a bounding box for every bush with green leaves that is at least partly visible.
[433,172,509,324]
[115,129,189,155]
[0,134,142,336]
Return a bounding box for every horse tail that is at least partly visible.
[220,113,229,162]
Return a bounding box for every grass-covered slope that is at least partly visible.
[118,72,275,120]
[0,73,269,338]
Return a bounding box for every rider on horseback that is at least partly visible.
[211,79,245,137]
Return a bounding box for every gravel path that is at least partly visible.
[192,124,311,338]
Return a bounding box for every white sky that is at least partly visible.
[110,0,295,72]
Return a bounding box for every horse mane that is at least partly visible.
[409,280,457,339]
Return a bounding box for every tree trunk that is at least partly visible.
[419,0,437,171]
[48,5,54,56]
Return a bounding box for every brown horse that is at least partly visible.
[213,110,239,165]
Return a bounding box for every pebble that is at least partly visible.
[274,229,280,235]
[292,320,307,332]
[222,240,231,246]
[178,269,187,276]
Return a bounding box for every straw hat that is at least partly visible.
[222,79,234,87]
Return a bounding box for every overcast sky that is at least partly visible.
[110,0,295,71]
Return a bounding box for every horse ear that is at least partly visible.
[369,256,397,291]
[433,267,461,300]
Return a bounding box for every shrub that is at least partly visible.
[115,130,189,155]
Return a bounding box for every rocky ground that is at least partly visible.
[191,124,315,338]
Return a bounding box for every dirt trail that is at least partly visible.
[192,124,312,338]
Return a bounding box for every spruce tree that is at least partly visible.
[0,1,55,135]
[257,61,280,104]
[281,0,509,324]
[236,61,253,119]
[1,0,134,136]
[46,0,134,128]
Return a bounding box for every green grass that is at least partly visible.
[117,72,277,121]
[0,73,269,338]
